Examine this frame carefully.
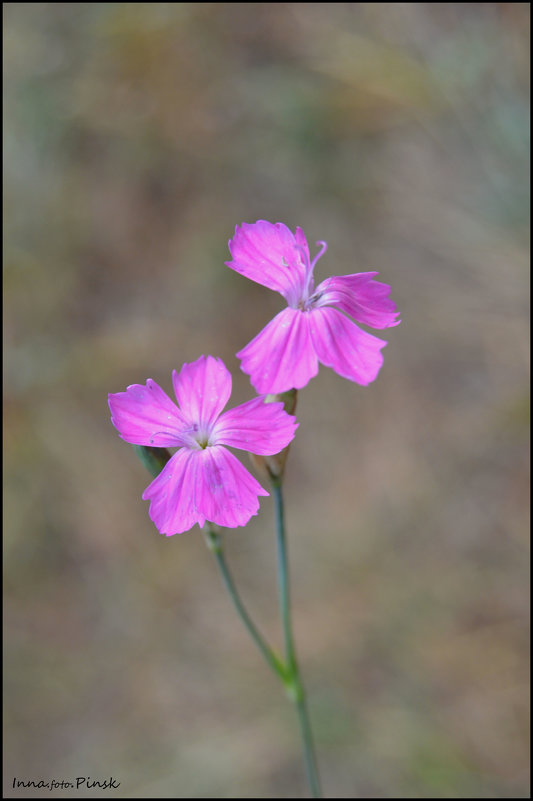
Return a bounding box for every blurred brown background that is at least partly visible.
[4,3,530,798]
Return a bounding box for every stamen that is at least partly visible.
[148,429,179,444]
[300,239,328,305]
[310,241,328,271]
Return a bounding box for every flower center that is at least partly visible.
[298,290,324,312]
[189,422,212,449]
[295,240,328,308]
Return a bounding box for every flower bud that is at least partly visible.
[132,445,172,479]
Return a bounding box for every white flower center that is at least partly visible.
[189,422,212,449]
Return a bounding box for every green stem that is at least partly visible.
[272,480,322,799]
[273,479,296,671]
[204,526,287,682]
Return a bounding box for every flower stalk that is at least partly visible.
[203,524,287,682]
[271,476,322,799]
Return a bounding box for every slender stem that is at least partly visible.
[204,526,287,682]
[272,480,322,798]
[273,479,296,671]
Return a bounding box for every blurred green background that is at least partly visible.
[4,3,530,798]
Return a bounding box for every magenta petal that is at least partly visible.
[172,355,232,428]
[308,307,387,385]
[142,448,206,535]
[236,307,319,394]
[108,379,188,447]
[315,272,400,329]
[226,220,308,306]
[141,444,270,535]
[212,396,299,455]
[198,446,269,528]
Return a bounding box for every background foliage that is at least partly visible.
[4,3,529,798]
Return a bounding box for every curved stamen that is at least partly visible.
[148,429,184,446]
[301,240,328,304]
[310,241,328,271]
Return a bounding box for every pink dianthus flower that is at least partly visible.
[108,355,298,535]
[227,221,400,394]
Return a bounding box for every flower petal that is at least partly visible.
[142,446,269,534]
[226,220,308,306]
[142,448,206,535]
[172,355,232,429]
[308,307,387,385]
[108,379,188,447]
[212,396,298,455]
[236,307,318,394]
[198,446,269,528]
[315,272,400,329]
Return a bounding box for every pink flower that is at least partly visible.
[226,221,400,394]
[108,356,298,535]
